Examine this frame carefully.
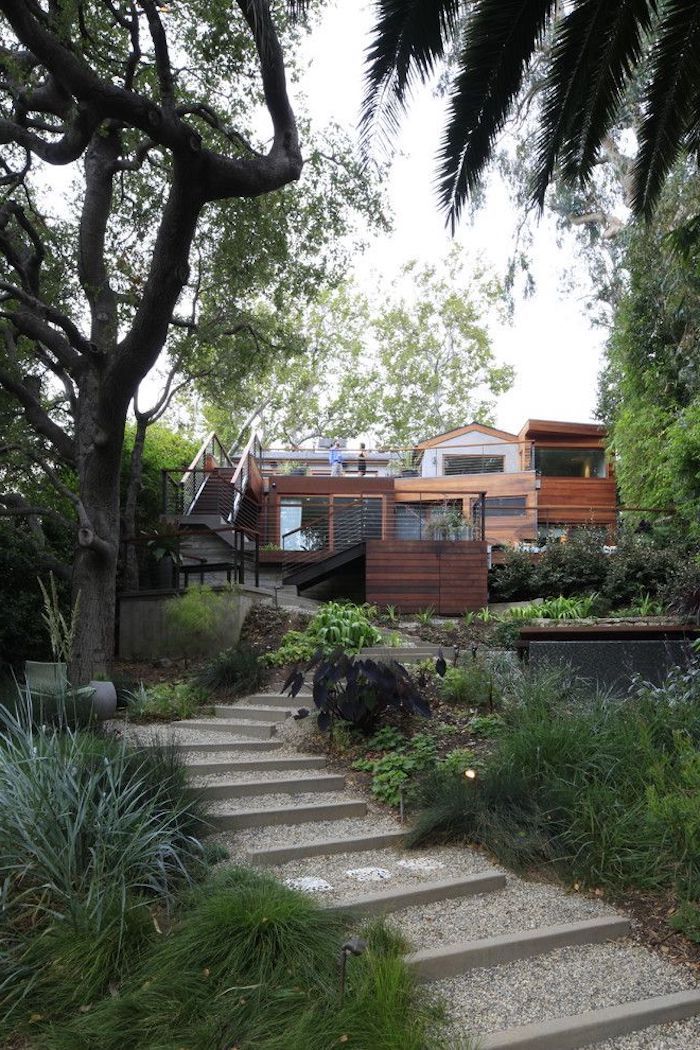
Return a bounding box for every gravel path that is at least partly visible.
[388,875,620,951]
[264,843,497,899]
[206,790,363,812]
[189,767,336,785]
[212,812,402,860]
[432,942,697,1038]
[135,687,700,1049]
[584,1017,700,1049]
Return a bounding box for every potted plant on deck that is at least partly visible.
[425,507,473,541]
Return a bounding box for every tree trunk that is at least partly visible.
[69,372,124,685]
[122,416,148,592]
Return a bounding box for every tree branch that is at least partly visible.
[0,331,75,463]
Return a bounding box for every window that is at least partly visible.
[485,496,527,517]
[280,497,329,550]
[394,501,464,539]
[444,454,505,476]
[535,448,606,478]
[333,497,383,545]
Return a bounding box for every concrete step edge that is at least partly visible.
[210,798,367,831]
[407,916,630,980]
[247,828,406,866]
[213,705,292,721]
[479,988,700,1050]
[185,756,327,773]
[326,871,506,916]
[195,775,346,799]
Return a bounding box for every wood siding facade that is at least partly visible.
[365,540,489,614]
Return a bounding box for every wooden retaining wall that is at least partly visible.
[365,540,489,615]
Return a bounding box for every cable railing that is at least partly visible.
[280,492,488,584]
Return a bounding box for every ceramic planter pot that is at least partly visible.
[89,680,118,720]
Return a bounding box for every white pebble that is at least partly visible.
[284,876,333,893]
[345,866,392,882]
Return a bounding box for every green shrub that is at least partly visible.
[267,602,382,666]
[36,868,445,1050]
[409,661,700,904]
[164,585,242,662]
[536,530,610,598]
[0,714,207,1028]
[661,559,700,622]
[125,681,207,722]
[438,748,477,776]
[468,712,506,737]
[438,663,496,707]
[195,644,264,695]
[489,547,538,601]
[670,901,700,943]
[603,535,684,608]
[307,601,382,651]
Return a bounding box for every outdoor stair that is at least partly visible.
[176,685,700,1050]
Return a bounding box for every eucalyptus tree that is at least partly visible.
[362,0,700,225]
[0,0,310,681]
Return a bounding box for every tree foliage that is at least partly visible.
[598,175,700,537]
[202,252,512,448]
[362,0,700,224]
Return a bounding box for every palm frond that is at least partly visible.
[532,0,654,208]
[360,0,463,156]
[633,0,700,217]
[438,0,556,229]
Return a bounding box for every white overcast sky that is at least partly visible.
[297,0,608,433]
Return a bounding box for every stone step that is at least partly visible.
[213,704,292,722]
[210,798,367,831]
[185,756,326,775]
[196,774,345,800]
[173,740,284,754]
[407,916,630,981]
[243,694,310,708]
[479,988,700,1050]
[327,872,506,916]
[361,647,454,663]
[248,828,406,865]
[182,719,277,739]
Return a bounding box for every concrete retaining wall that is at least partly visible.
[118,587,253,660]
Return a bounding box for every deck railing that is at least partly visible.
[279,492,487,583]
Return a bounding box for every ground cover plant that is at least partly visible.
[33,868,447,1050]
[0,699,208,1037]
[195,644,265,696]
[124,680,210,722]
[267,601,382,666]
[408,660,700,942]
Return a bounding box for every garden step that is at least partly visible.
[247,828,406,866]
[243,694,311,708]
[360,647,454,663]
[171,740,284,753]
[180,719,277,739]
[327,872,506,916]
[185,756,326,775]
[213,704,292,721]
[195,774,345,800]
[406,916,630,980]
[478,988,700,1050]
[210,799,367,831]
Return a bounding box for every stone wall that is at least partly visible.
[118,587,253,661]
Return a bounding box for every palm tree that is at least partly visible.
[360,0,700,226]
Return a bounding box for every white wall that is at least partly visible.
[421,431,522,477]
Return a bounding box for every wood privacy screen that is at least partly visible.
[365,540,489,614]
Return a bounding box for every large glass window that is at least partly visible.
[280,497,329,550]
[485,496,527,517]
[333,498,383,546]
[444,454,504,475]
[535,448,606,478]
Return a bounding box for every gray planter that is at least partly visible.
[89,680,118,720]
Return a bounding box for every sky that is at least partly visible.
[297,0,608,433]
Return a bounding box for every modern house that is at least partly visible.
[159,419,616,614]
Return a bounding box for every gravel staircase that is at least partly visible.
[150,665,700,1050]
